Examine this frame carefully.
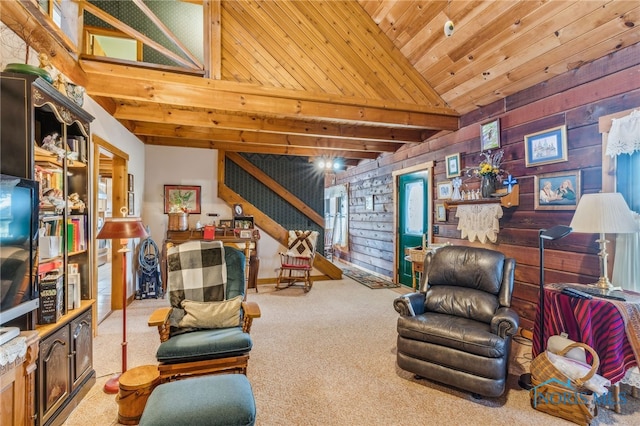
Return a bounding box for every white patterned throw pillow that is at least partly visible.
[286,230,319,258]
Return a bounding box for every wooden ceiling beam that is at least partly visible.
[113,102,424,143]
[143,136,378,160]
[131,122,400,153]
[80,61,459,130]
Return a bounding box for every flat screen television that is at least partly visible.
[0,173,40,326]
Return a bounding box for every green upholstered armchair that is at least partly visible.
[393,245,519,398]
[148,240,260,382]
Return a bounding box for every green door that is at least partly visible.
[398,171,429,287]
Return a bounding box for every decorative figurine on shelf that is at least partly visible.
[38,53,66,93]
[41,132,66,159]
[68,193,85,212]
[451,177,463,201]
[42,188,70,213]
[65,82,85,107]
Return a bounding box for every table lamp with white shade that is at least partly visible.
[96,207,148,393]
[569,193,639,290]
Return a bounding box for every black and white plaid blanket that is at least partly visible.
[167,240,227,312]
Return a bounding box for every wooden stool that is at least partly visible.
[117,365,160,425]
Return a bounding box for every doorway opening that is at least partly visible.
[93,137,129,325]
[96,151,113,323]
[393,162,434,287]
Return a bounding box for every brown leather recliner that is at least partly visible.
[393,245,519,397]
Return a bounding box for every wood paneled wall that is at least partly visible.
[334,43,640,331]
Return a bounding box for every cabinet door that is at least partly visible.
[71,309,93,390]
[0,73,30,179]
[39,326,70,424]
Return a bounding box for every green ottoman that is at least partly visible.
[139,374,256,426]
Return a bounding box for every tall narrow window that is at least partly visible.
[603,109,640,291]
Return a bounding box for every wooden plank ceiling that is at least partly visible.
[3,1,639,165]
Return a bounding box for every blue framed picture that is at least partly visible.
[534,170,581,210]
[525,125,568,167]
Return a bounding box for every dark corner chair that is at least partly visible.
[393,245,519,398]
[148,240,261,382]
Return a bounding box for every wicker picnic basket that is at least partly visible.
[407,247,427,263]
[529,342,599,425]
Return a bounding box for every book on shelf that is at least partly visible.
[66,215,87,253]
[66,136,87,163]
[39,270,64,324]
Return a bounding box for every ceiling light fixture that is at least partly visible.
[315,157,344,172]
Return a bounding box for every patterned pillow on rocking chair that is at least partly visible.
[286,230,319,258]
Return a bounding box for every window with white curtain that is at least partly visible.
[606,109,640,291]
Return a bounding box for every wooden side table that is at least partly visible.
[404,255,423,290]
[405,245,449,290]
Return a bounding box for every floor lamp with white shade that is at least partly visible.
[96,208,148,394]
[518,224,572,390]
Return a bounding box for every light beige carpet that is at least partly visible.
[64,278,640,425]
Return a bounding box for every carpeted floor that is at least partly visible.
[63,278,640,425]
[341,265,399,289]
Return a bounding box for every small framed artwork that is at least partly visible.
[525,125,568,167]
[437,181,453,200]
[534,170,581,210]
[164,185,201,214]
[365,195,374,211]
[239,229,252,239]
[233,203,244,217]
[127,192,134,216]
[445,153,461,178]
[480,118,501,150]
[219,219,233,228]
[435,203,447,222]
[128,173,134,192]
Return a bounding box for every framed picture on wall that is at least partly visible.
[534,170,581,210]
[445,153,461,178]
[480,118,501,150]
[164,185,201,214]
[525,125,568,167]
[128,173,134,192]
[127,192,134,216]
[435,203,447,222]
[437,181,453,200]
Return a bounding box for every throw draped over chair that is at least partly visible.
[276,230,319,292]
[148,240,261,382]
[393,245,519,398]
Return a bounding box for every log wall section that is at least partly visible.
[334,43,640,331]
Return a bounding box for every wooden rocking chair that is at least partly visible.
[275,230,319,292]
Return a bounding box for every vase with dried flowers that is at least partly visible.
[465,150,505,198]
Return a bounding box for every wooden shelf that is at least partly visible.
[445,185,519,209]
